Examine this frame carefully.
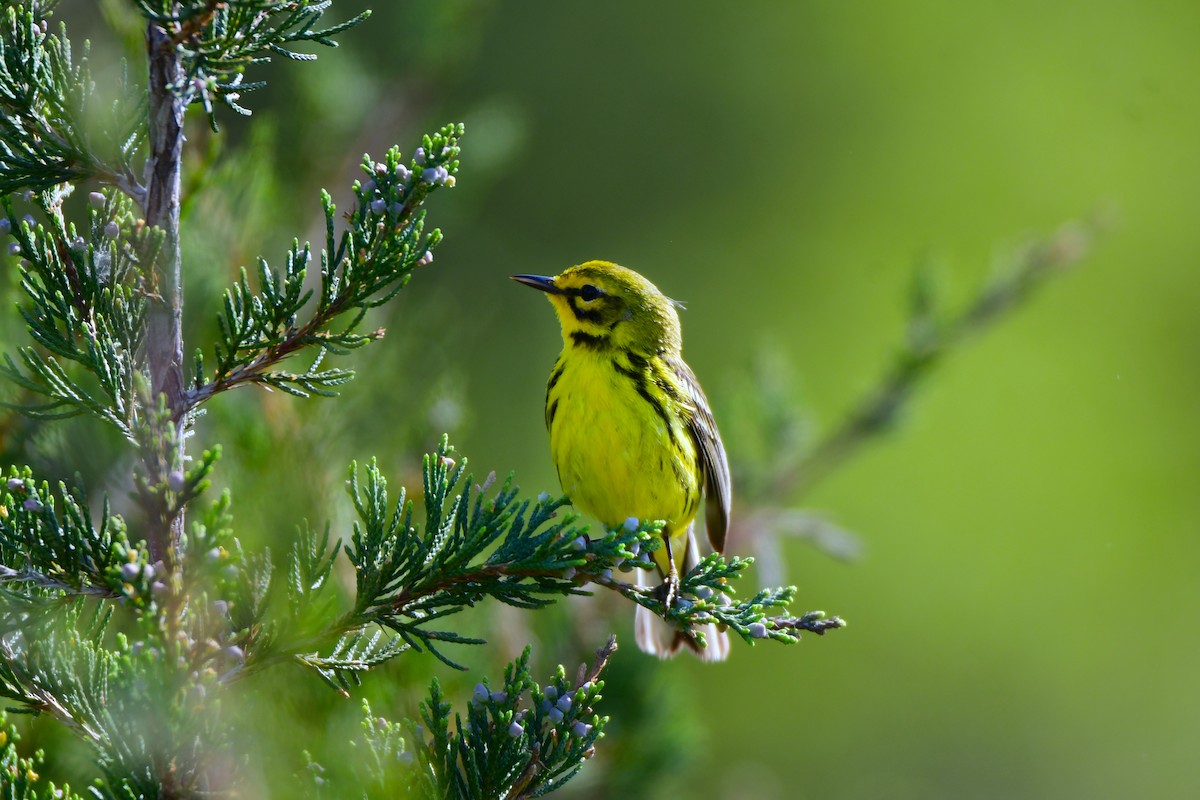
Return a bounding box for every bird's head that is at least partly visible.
[512,261,683,354]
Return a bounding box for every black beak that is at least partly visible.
[511,274,561,294]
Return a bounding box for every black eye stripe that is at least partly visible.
[568,298,606,324]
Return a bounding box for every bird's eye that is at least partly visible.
[579,284,602,302]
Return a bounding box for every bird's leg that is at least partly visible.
[659,534,680,609]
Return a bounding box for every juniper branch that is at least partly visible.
[185,131,461,410]
[781,217,1103,499]
[238,437,841,688]
[0,708,90,800]
[0,189,149,436]
[726,216,1106,576]
[128,0,368,129]
[0,3,145,202]
[405,640,616,800]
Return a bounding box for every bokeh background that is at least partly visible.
[12,1,1200,797]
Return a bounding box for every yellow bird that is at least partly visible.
[513,261,731,660]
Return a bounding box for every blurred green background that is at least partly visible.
[17,0,1200,797]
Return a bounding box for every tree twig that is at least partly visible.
[780,217,1102,501]
[141,21,188,566]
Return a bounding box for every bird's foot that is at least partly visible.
[656,572,680,609]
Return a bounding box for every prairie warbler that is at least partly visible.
[513,261,731,660]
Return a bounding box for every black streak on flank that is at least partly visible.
[614,351,685,451]
[570,330,608,349]
[610,357,640,381]
[547,398,559,428]
[547,363,565,394]
[683,493,698,521]
[635,380,676,440]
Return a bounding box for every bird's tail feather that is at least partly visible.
[634,525,729,662]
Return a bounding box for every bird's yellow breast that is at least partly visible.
[546,346,701,544]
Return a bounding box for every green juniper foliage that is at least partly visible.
[0,3,845,796]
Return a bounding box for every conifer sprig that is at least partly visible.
[407,640,615,799]
[729,216,1104,581]
[188,128,462,407]
[272,437,843,677]
[130,0,368,128]
[0,3,144,199]
[774,218,1102,500]
[0,189,153,434]
[0,708,88,800]
[0,468,133,599]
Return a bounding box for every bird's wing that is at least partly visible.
[667,355,731,553]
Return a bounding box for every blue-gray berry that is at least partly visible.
[88,191,105,207]
[748,622,768,638]
[571,721,592,737]
[22,498,40,511]
[395,164,411,181]
[120,562,140,582]
[556,695,572,712]
[167,470,185,492]
[508,721,524,737]
[421,167,440,184]
[370,199,386,214]
[472,683,489,703]
[548,708,564,724]
[0,218,9,234]
[104,221,119,239]
[7,478,23,491]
